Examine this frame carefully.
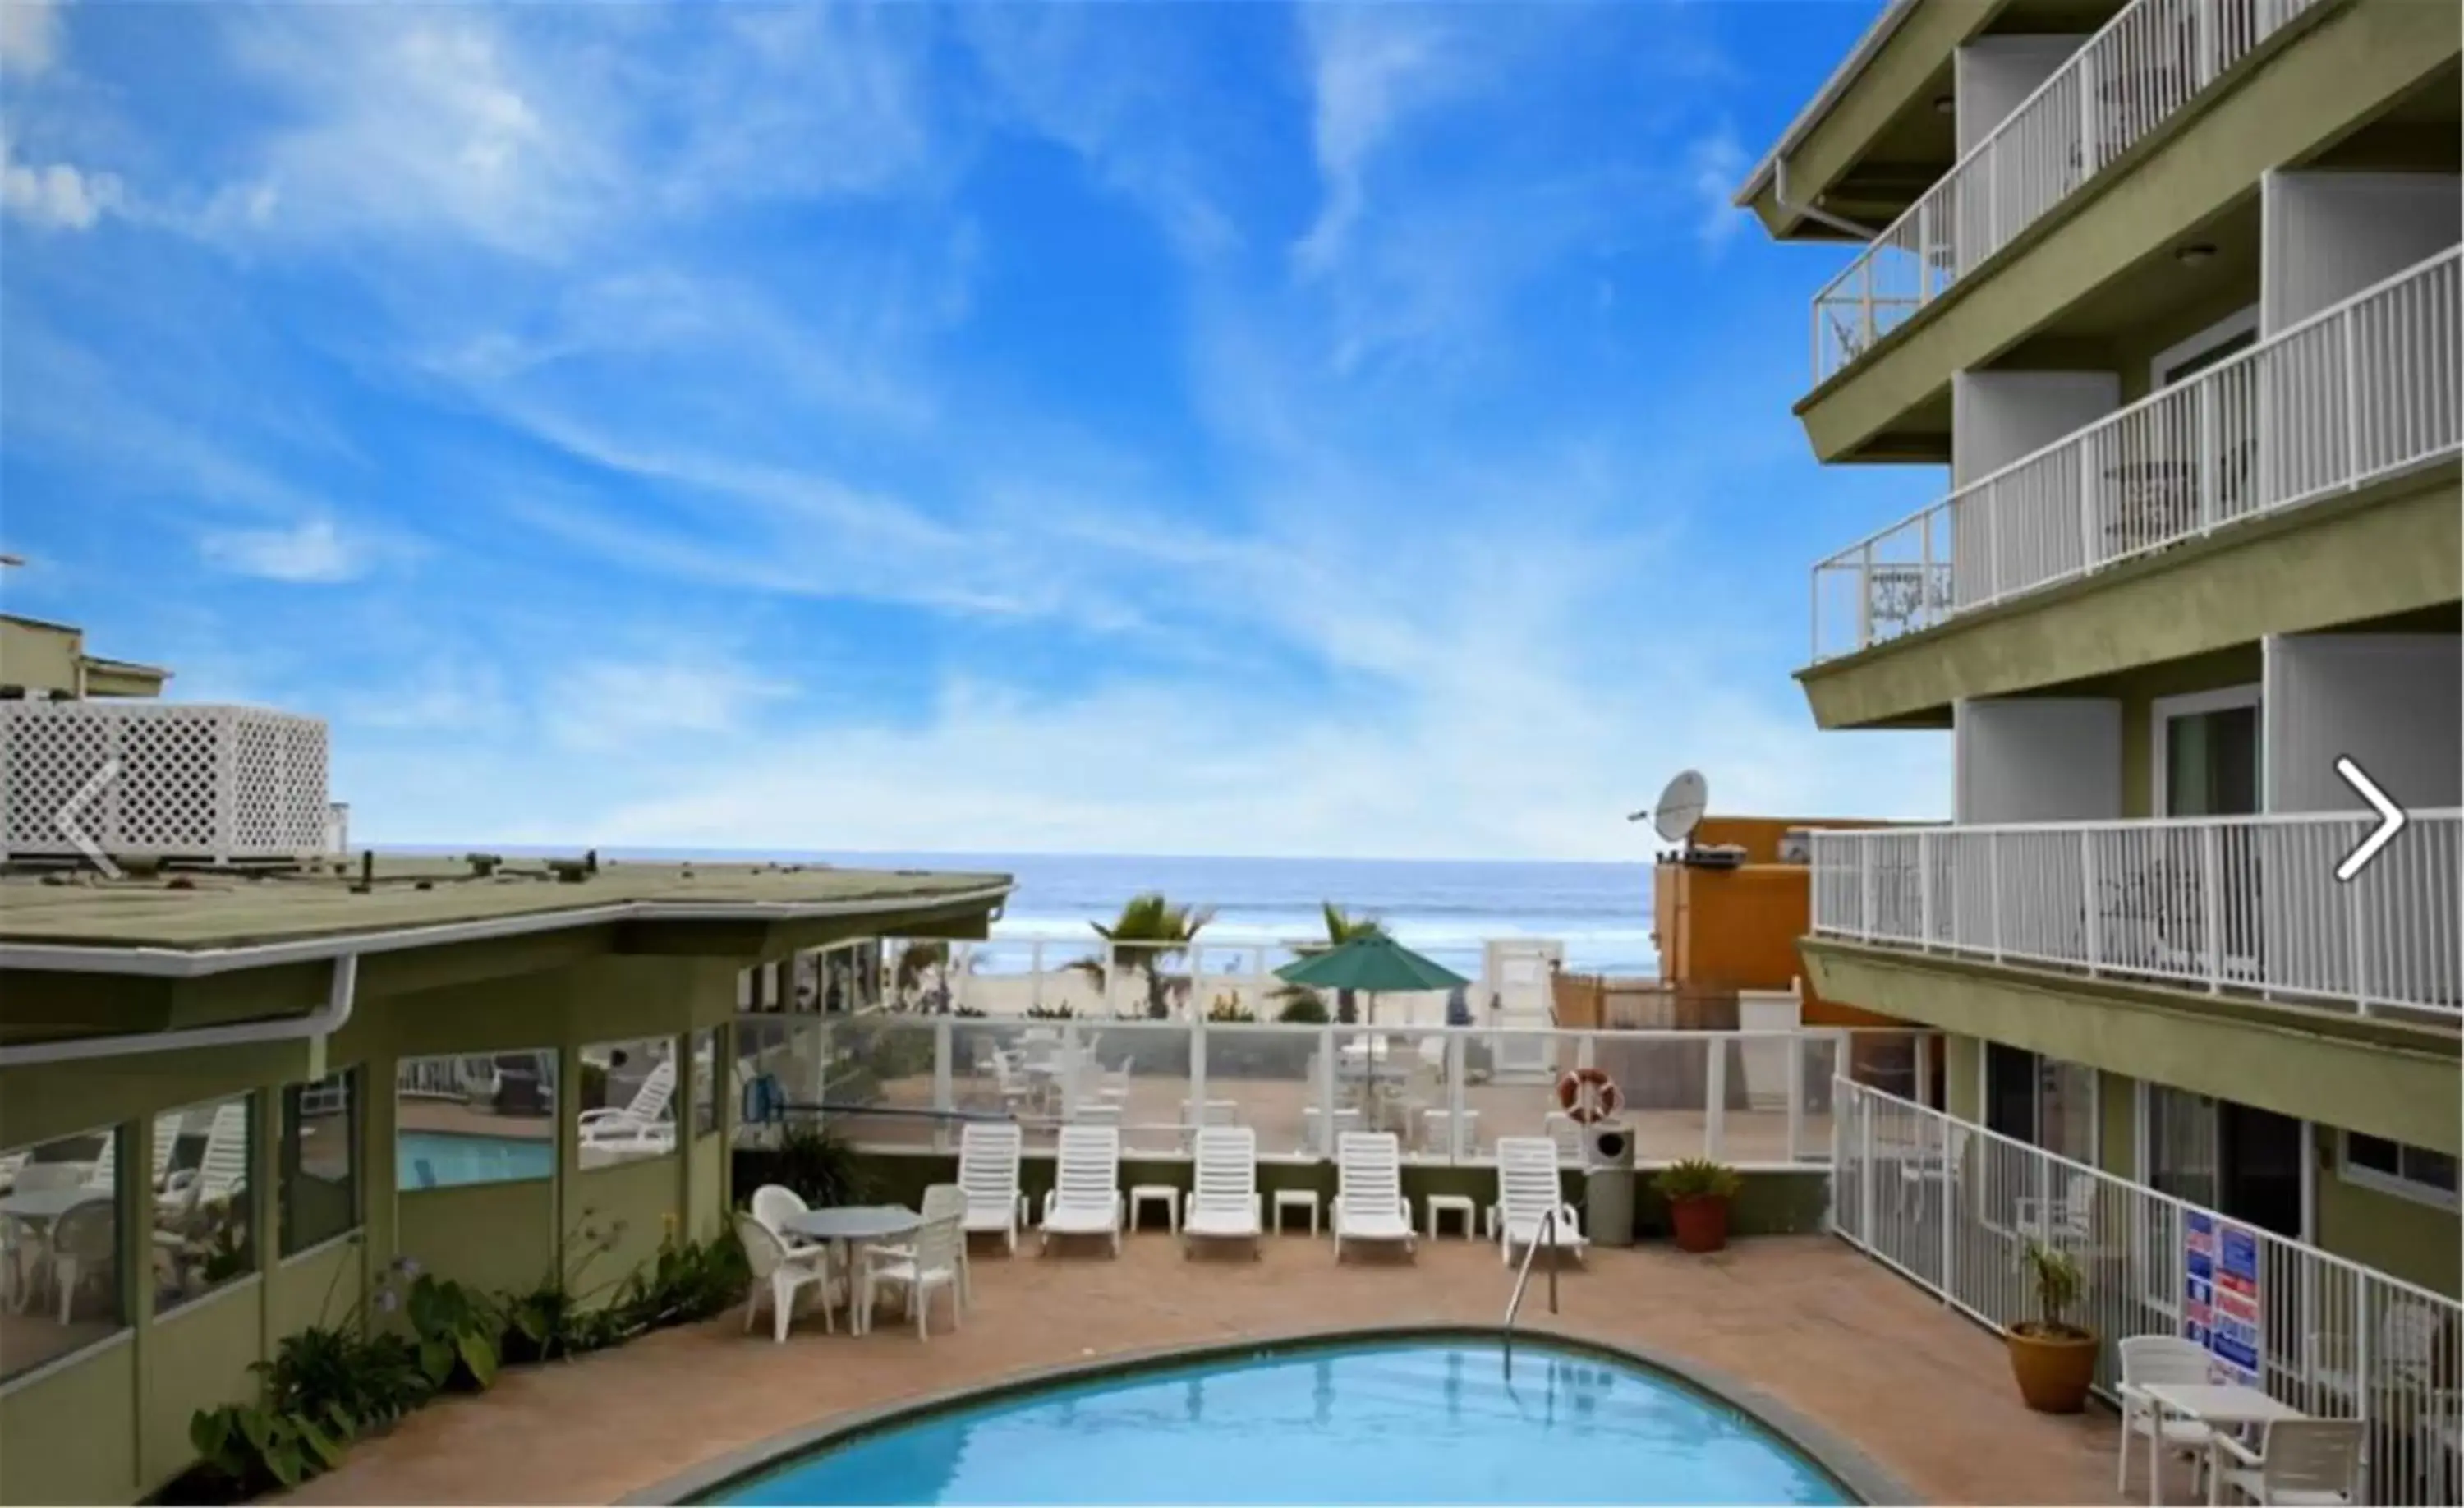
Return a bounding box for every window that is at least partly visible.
[0,1125,125,1379]
[2342,1132,2459,1208]
[281,1069,360,1255]
[2146,1086,2220,1211]
[396,1051,557,1191]
[155,1094,255,1314]
[692,1029,719,1139]
[577,1037,678,1167]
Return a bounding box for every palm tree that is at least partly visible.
[1303,901,1387,1025]
[1081,893,1216,1018]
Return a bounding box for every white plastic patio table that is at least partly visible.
[779,1207,921,1336]
[2135,1382,2306,1506]
[0,1188,109,1222]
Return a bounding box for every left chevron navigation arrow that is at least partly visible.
[57,757,123,880]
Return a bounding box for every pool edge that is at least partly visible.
[623,1323,1919,1507]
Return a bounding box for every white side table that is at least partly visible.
[1129,1184,1179,1235]
[1272,1188,1320,1236]
[1426,1193,1477,1240]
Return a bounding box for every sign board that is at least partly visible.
[2184,1211,2264,1384]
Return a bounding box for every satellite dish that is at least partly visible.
[1651,770,1709,846]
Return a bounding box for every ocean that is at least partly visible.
[798,851,1659,979]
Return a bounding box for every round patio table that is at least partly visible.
[779,1206,921,1336]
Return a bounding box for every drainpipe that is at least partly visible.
[1776,159,1881,242]
[0,954,359,1068]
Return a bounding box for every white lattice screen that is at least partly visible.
[0,702,331,863]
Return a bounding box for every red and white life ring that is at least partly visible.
[1556,1068,1622,1124]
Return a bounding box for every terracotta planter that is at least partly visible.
[2005,1324,2099,1414]
[1667,1194,1730,1253]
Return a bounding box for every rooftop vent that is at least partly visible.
[0,701,331,868]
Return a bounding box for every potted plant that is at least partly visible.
[1651,1159,1741,1253]
[2007,1240,2098,1413]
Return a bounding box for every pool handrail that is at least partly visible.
[1501,1204,1560,1377]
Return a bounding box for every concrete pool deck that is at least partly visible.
[283,1234,2145,1506]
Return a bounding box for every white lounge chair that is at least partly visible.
[1184,1127,1263,1257]
[958,1123,1029,1262]
[162,1101,249,1216]
[1040,1125,1124,1255]
[2209,1419,2365,1506]
[1490,1136,1584,1267]
[860,1204,964,1340]
[1332,1133,1415,1262]
[735,1212,839,1342]
[579,1058,677,1154]
[2116,1335,2220,1497]
[86,1119,181,1193]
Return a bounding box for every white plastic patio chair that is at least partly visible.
[734,1212,838,1342]
[1040,1125,1124,1255]
[857,1185,969,1319]
[860,1208,964,1340]
[957,1122,1029,1261]
[2209,1419,2365,1506]
[750,1184,830,1263]
[1184,1126,1263,1257]
[2306,1298,2443,1397]
[1490,1136,1585,1267]
[2016,1170,2096,1246]
[1332,1133,1415,1262]
[48,1202,116,1325]
[2116,1335,2220,1495]
[578,1058,678,1154]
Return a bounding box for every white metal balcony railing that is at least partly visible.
[1810,0,2325,383]
[1833,1079,2464,1507]
[1811,246,2462,661]
[1811,814,2464,1018]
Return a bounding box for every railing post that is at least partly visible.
[2077,46,2099,179]
[1918,832,1935,951]
[1939,1109,1956,1306]
[1704,1037,1727,1163]
[1060,1021,1081,1124]
[1859,258,1876,356]
[2202,825,2225,992]
[2194,0,2218,86]
[1989,832,2006,963]
[1858,1089,1877,1245]
[2198,378,2220,530]
[932,1020,954,1152]
[1029,940,1044,1013]
[1861,837,1878,942]
[1786,1036,1805,1162]
[1188,1015,1207,1148]
[1810,565,1822,664]
[1317,1026,1336,1158]
[2082,831,2103,975]
[2347,857,2372,1014]
[2341,305,2365,482]
[1857,542,1875,651]
[1446,1032,1468,1164]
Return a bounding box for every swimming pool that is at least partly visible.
[397,1131,554,1190]
[701,1335,1859,1506]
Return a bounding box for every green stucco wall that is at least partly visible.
[2315,1161,2462,1298]
[1800,940,2462,1154]
[1799,0,2455,459]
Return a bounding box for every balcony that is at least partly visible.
[1809,812,2464,1021]
[1810,0,2326,385]
[1809,246,2460,663]
[0,701,331,866]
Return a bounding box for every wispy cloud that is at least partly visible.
[1,131,120,229]
[0,0,62,76]
[1688,126,1749,255]
[1292,5,1479,277]
[198,518,366,584]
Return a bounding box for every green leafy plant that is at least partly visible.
[611,1231,752,1333]
[402,1271,503,1391]
[260,1324,430,1434]
[1206,999,1257,1023]
[499,1207,632,1363]
[768,1120,871,1208]
[1274,991,1330,1025]
[2016,1239,2089,1340]
[1651,1158,1742,1202]
[188,1398,348,1496]
[1023,1003,1077,1020]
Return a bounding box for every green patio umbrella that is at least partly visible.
[1275,934,1468,1024]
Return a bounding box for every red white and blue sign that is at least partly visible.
[2184,1211,2264,1384]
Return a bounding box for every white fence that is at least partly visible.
[1809,0,2324,383]
[1832,1079,2462,1505]
[1812,246,2462,661]
[0,701,332,864]
[1810,814,2464,1018]
[783,1015,1937,1168]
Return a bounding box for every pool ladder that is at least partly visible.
[1500,1206,1560,1378]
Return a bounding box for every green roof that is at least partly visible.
[0,856,1012,954]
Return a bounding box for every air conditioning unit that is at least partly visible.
[1778,828,1813,864]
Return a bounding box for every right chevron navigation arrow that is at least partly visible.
[2332,756,2407,884]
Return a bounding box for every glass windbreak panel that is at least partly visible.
[281,1070,359,1256]
[156,1093,255,1314]
[691,1030,720,1139]
[577,1037,678,1167]
[1196,1025,1316,1160]
[396,1050,557,1191]
[2148,1086,2219,1211]
[0,1125,126,1379]
[2164,704,2259,818]
[1460,1032,1579,1165]
[2038,1060,2097,1165]
[827,1016,942,1152]
[733,1018,825,1143]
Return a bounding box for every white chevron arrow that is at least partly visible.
[2333,756,2406,883]
[57,757,122,880]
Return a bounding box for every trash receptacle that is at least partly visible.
[1584,1121,1637,1248]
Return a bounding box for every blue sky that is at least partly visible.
[0,0,1951,860]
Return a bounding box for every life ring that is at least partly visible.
[1556,1068,1622,1124]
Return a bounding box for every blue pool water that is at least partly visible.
[711,1338,1853,1506]
[397,1131,554,1190]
